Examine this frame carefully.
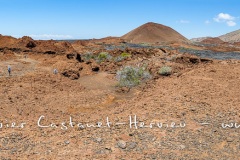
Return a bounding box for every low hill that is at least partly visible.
[0,34,18,48]
[201,37,225,44]
[219,29,240,43]
[190,37,211,43]
[0,35,76,54]
[121,22,188,44]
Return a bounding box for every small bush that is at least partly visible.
[82,52,95,61]
[96,52,112,63]
[114,56,125,62]
[114,52,131,62]
[121,52,131,58]
[158,66,172,76]
[116,66,151,87]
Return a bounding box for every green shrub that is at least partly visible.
[96,52,112,63]
[158,66,172,76]
[121,52,131,58]
[116,65,151,87]
[114,52,131,62]
[82,52,95,61]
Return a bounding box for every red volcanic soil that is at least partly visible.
[0,34,18,47]
[1,29,240,159]
[1,46,240,159]
[121,22,188,44]
[201,37,225,44]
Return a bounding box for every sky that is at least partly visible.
[0,0,239,40]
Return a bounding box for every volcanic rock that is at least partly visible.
[62,70,80,80]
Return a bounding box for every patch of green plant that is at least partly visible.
[96,52,112,63]
[121,52,131,58]
[114,52,131,62]
[116,65,151,87]
[158,66,172,76]
[82,52,95,61]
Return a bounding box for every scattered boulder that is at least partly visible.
[91,63,100,72]
[62,70,80,80]
[76,53,82,62]
[26,41,36,49]
[66,53,82,62]
[200,58,213,63]
[127,142,137,150]
[115,87,130,93]
[160,48,167,53]
[189,57,200,64]
[66,53,76,59]
[117,140,127,149]
[44,51,56,54]
[17,36,37,49]
[175,54,201,64]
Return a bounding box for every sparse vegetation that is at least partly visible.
[114,56,125,62]
[116,65,151,87]
[158,66,172,76]
[121,52,131,58]
[96,52,112,63]
[114,52,132,62]
[82,52,95,61]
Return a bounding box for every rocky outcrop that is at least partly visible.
[219,29,240,43]
[0,35,77,54]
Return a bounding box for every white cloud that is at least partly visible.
[28,34,73,40]
[214,13,234,22]
[214,13,237,27]
[226,21,236,27]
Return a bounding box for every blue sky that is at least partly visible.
[0,0,239,40]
